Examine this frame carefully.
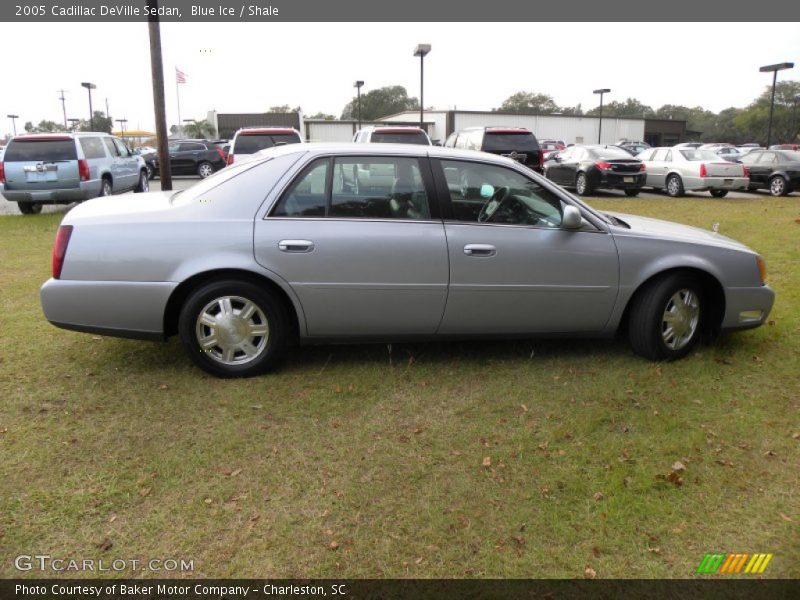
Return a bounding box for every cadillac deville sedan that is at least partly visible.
[41,144,774,377]
[636,147,749,197]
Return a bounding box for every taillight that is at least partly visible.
[539,151,544,169]
[595,161,613,170]
[78,159,90,181]
[742,165,749,178]
[216,148,225,161]
[0,162,5,184]
[699,163,708,177]
[52,225,73,279]
[639,163,646,171]
[227,154,234,166]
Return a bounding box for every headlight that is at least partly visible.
[756,255,767,285]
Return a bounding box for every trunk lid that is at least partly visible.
[704,161,745,177]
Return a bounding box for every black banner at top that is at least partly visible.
[1,0,799,22]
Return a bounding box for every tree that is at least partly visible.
[494,91,559,114]
[307,112,336,120]
[268,105,301,113]
[77,111,113,133]
[654,104,717,140]
[24,120,68,133]
[340,85,419,121]
[182,119,217,138]
[586,97,655,119]
[733,81,800,145]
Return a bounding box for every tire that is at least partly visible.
[197,162,215,178]
[665,174,684,198]
[575,172,593,195]
[624,189,640,197]
[769,175,788,197]
[99,177,112,197]
[710,189,728,198]
[628,273,704,361]
[134,170,149,193]
[145,163,155,180]
[18,202,43,215]
[178,279,290,378]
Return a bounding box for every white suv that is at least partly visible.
[227,127,303,165]
[353,126,432,145]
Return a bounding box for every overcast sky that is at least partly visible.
[1,21,798,136]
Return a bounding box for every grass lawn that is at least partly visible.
[0,195,798,579]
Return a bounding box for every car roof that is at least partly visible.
[10,131,112,141]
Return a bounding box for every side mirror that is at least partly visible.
[562,205,583,230]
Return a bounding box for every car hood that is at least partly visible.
[606,211,752,252]
[63,191,176,224]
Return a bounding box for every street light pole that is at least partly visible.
[81,82,96,130]
[116,118,128,138]
[593,88,611,144]
[413,44,431,130]
[7,114,18,135]
[68,118,80,131]
[354,80,364,130]
[759,62,794,148]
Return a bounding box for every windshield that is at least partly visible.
[371,132,430,145]
[680,149,720,161]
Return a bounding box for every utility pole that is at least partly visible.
[57,89,68,128]
[147,0,172,191]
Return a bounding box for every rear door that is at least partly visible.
[2,136,79,192]
[254,154,449,337]
[739,152,764,188]
[648,148,670,188]
[174,142,206,174]
[113,138,139,189]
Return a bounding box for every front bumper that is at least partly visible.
[41,278,177,340]
[721,284,775,331]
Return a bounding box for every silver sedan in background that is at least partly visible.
[41,144,773,377]
[637,147,749,197]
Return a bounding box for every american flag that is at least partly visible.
[176,68,187,84]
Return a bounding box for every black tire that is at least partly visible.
[769,175,788,197]
[197,161,215,178]
[134,170,149,193]
[18,202,43,215]
[178,279,290,378]
[665,174,684,198]
[624,189,640,197]
[628,272,704,361]
[575,172,593,195]
[99,177,112,197]
[145,163,155,180]
[710,189,728,198]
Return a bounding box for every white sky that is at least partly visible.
[0,21,798,136]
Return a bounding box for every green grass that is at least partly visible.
[1,196,798,579]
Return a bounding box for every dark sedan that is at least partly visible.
[740,150,800,196]
[544,145,646,196]
[152,139,227,179]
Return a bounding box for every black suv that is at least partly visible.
[444,127,543,172]
[151,139,227,179]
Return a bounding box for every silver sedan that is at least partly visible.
[637,147,749,197]
[41,144,774,377]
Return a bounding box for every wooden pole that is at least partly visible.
[147,0,172,191]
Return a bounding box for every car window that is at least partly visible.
[80,137,107,159]
[102,138,119,157]
[234,133,301,154]
[113,138,130,157]
[652,148,669,161]
[781,151,800,162]
[271,158,329,217]
[593,147,635,160]
[679,149,720,161]
[370,131,430,145]
[441,159,563,227]
[665,150,672,162]
[179,142,206,152]
[758,152,777,164]
[330,157,430,219]
[638,149,655,161]
[3,138,78,161]
[739,152,760,165]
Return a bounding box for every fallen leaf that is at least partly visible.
[109,515,117,523]
[138,487,151,497]
[671,461,686,472]
[520,404,529,412]
[779,512,793,523]
[91,336,102,341]
[593,492,605,501]
[158,384,168,390]
[250,404,263,410]
[648,547,661,554]
[329,541,340,550]
[204,498,213,504]
[451,450,462,456]
[764,450,776,457]
[414,557,423,564]
[584,565,597,579]
[623,476,633,488]
[482,456,492,467]
[95,538,113,551]
[792,432,800,440]
[323,528,334,536]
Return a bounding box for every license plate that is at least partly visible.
[723,179,733,185]
[623,177,634,183]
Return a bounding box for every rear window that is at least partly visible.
[482,132,539,153]
[4,139,77,162]
[591,147,635,160]
[370,131,430,145]
[234,133,301,154]
[679,150,720,161]
[80,137,107,159]
[780,151,800,162]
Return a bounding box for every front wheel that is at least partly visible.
[197,162,215,178]
[134,170,149,193]
[710,189,728,198]
[145,163,155,180]
[666,174,684,198]
[18,202,43,215]
[628,273,704,361]
[769,175,788,197]
[178,280,289,377]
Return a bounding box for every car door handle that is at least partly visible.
[278,239,315,253]
[463,244,496,257]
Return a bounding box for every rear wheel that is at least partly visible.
[624,189,640,197]
[197,161,214,178]
[575,172,593,195]
[769,175,788,196]
[134,170,149,193]
[709,189,728,198]
[18,202,43,215]
[666,174,684,198]
[178,279,290,378]
[628,273,704,361]
[99,177,112,197]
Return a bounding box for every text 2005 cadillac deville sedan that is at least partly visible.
[41,144,774,377]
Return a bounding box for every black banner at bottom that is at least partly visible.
[1,579,799,600]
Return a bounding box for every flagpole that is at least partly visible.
[175,66,182,135]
